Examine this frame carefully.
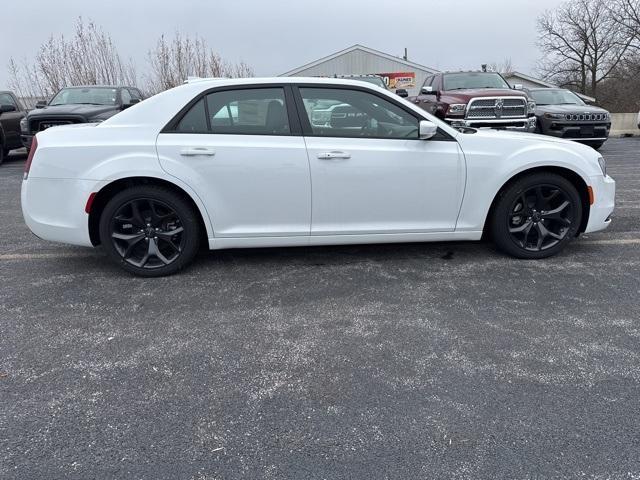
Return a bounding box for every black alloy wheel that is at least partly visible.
[99,186,200,276]
[491,173,582,259]
[508,185,573,251]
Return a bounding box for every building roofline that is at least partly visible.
[280,44,440,76]
[506,71,596,102]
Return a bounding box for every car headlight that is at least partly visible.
[597,156,606,176]
[447,104,467,115]
[543,112,565,119]
[527,101,536,115]
[20,117,29,133]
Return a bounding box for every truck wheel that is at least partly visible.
[584,141,604,151]
[490,173,582,259]
[98,185,201,277]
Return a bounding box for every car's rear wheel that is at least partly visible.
[491,173,582,259]
[99,186,200,277]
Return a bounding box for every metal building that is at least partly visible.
[280,44,439,97]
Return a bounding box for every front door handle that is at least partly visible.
[317,151,351,160]
[180,147,216,157]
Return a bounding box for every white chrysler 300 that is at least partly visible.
[21,78,615,276]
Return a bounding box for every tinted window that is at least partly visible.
[176,98,208,133]
[0,93,17,107]
[529,89,585,106]
[299,88,419,139]
[206,88,290,135]
[120,88,132,105]
[129,89,142,101]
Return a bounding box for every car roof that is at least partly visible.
[58,85,137,90]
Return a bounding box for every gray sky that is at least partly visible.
[1,0,566,90]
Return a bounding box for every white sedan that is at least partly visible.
[21,78,615,276]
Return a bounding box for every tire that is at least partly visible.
[98,185,201,277]
[585,141,604,151]
[490,173,582,259]
[0,146,4,166]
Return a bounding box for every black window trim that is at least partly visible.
[161,84,302,136]
[291,83,454,142]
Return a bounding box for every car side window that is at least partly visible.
[176,98,208,133]
[120,89,132,105]
[299,87,419,139]
[206,88,290,135]
[0,93,17,107]
[129,89,142,101]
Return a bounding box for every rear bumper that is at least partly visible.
[21,177,99,247]
[447,116,536,132]
[585,174,615,233]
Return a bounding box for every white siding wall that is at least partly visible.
[284,50,434,97]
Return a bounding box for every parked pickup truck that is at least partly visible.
[0,91,27,165]
[407,71,537,132]
[21,85,144,150]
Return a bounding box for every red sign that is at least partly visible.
[376,72,416,89]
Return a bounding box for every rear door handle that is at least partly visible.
[317,151,351,160]
[180,147,216,157]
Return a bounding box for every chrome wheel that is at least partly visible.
[109,198,185,269]
[508,184,574,252]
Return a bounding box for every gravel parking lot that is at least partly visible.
[1,139,639,479]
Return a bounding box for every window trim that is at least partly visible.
[291,84,454,141]
[161,84,302,136]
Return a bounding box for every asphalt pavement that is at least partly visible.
[1,139,639,479]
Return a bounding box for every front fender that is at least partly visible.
[455,133,598,232]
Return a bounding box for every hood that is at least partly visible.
[442,88,529,101]
[28,104,120,119]
[535,104,608,115]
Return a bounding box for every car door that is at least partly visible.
[156,86,311,238]
[0,93,24,149]
[294,86,464,235]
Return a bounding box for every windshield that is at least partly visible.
[443,72,511,90]
[528,89,585,106]
[50,87,119,106]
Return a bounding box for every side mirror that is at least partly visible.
[421,86,437,95]
[419,120,438,140]
[35,100,47,108]
[513,84,523,90]
[123,98,141,109]
[395,89,409,98]
[0,104,17,114]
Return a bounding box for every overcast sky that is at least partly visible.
[1,0,567,90]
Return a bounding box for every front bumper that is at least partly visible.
[539,119,611,142]
[585,174,615,233]
[447,116,537,132]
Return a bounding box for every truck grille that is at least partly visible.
[467,97,527,119]
[30,117,82,133]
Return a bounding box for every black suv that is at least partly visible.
[527,88,611,150]
[21,86,144,150]
[0,91,27,165]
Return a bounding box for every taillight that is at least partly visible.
[24,136,38,179]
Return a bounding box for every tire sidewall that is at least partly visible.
[98,186,200,276]
[491,173,583,259]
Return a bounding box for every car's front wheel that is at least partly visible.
[491,173,582,259]
[99,185,201,276]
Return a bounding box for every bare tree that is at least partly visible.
[536,0,633,97]
[145,33,254,94]
[488,58,515,75]
[9,18,136,100]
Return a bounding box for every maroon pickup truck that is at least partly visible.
[408,71,537,132]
